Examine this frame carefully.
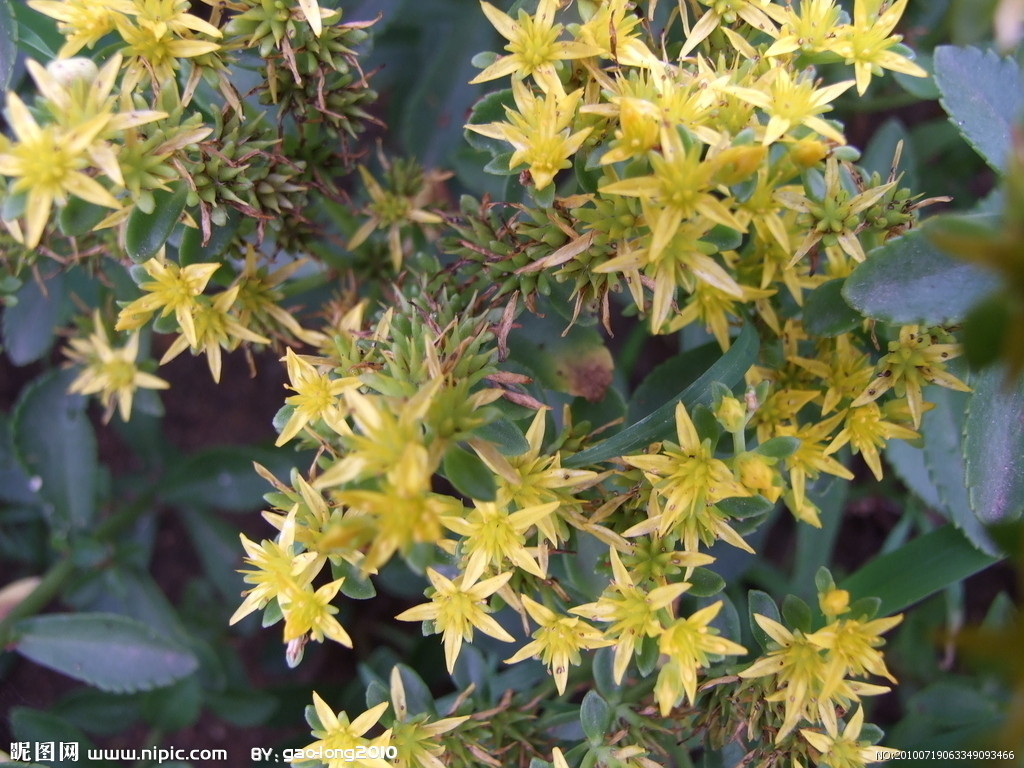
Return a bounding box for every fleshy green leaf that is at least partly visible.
[12,369,97,533]
[13,613,199,693]
[58,197,108,237]
[1,272,66,365]
[580,690,613,744]
[472,418,529,456]
[964,366,1024,526]
[687,567,725,598]
[565,324,758,467]
[842,526,1002,616]
[158,445,299,512]
[843,230,1000,325]
[124,182,189,262]
[934,45,1023,171]
[0,0,16,90]
[442,443,497,501]
[802,278,861,337]
[747,590,781,652]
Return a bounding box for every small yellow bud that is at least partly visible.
[819,588,850,618]
[790,138,829,168]
[716,396,747,432]
[735,453,777,498]
[711,144,767,185]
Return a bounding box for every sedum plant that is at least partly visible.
[1,0,1021,766]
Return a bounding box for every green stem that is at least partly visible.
[0,489,157,646]
[0,557,75,646]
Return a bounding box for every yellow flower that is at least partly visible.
[623,402,752,549]
[470,0,598,91]
[276,348,361,446]
[654,601,746,715]
[467,79,592,191]
[825,402,919,481]
[115,258,220,347]
[279,577,353,647]
[387,666,469,768]
[347,164,445,271]
[850,325,970,428]
[115,0,223,88]
[763,0,844,58]
[442,500,558,584]
[504,595,612,694]
[395,568,515,673]
[574,0,661,69]
[680,0,777,58]
[64,312,169,423]
[230,509,325,625]
[300,695,392,768]
[479,410,600,546]
[27,0,135,56]
[600,129,744,263]
[158,285,271,383]
[570,548,690,684]
[809,614,903,700]
[0,92,120,248]
[727,68,854,146]
[801,705,900,768]
[833,0,927,95]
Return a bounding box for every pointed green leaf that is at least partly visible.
[12,369,97,533]
[2,272,66,365]
[747,590,781,652]
[843,230,1000,325]
[964,366,1024,526]
[841,526,1002,616]
[0,0,16,90]
[565,324,758,467]
[124,182,188,262]
[802,278,861,337]
[580,691,613,744]
[442,443,497,501]
[12,613,199,693]
[934,45,1023,171]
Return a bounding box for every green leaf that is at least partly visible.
[507,309,615,404]
[141,674,203,731]
[206,688,278,728]
[565,324,758,467]
[464,88,516,155]
[11,0,60,60]
[178,209,239,264]
[687,567,725,597]
[580,690,613,744]
[333,556,377,600]
[158,445,299,512]
[717,495,774,519]
[51,688,144,736]
[842,230,1000,325]
[12,613,199,693]
[964,366,1024,526]
[178,508,247,602]
[757,436,800,459]
[442,443,497,501]
[781,594,812,633]
[2,272,66,365]
[472,418,529,456]
[10,709,99,768]
[12,369,97,533]
[390,664,436,717]
[933,45,1023,171]
[917,383,997,554]
[627,340,721,423]
[747,590,780,652]
[58,197,109,237]
[841,526,1002,616]
[802,278,861,337]
[0,0,16,90]
[124,182,188,262]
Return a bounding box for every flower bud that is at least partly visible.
[46,57,99,88]
[715,395,747,432]
[819,588,850,618]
